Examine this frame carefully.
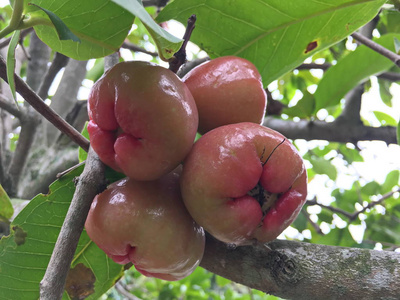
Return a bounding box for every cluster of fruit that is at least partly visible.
[84,56,307,281]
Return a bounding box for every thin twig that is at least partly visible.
[349,187,400,221]
[0,55,90,152]
[169,14,197,73]
[121,42,158,57]
[0,28,33,49]
[296,63,332,71]
[115,282,142,300]
[301,209,324,235]
[306,198,354,219]
[352,32,400,67]
[0,93,23,118]
[56,161,86,179]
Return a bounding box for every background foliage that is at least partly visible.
[0,0,399,299]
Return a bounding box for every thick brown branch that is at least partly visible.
[0,55,90,152]
[200,236,400,299]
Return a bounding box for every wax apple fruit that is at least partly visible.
[88,61,198,181]
[182,56,267,134]
[180,122,307,245]
[85,168,205,281]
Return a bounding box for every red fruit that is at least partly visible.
[180,122,307,245]
[85,168,205,281]
[88,61,198,181]
[183,56,267,134]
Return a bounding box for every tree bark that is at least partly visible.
[201,236,400,300]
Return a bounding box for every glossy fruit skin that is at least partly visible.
[87,61,198,181]
[85,168,205,281]
[180,122,307,245]
[183,56,267,134]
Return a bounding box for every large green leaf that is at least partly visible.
[0,166,124,300]
[157,0,385,85]
[28,0,135,60]
[314,33,400,111]
[111,0,183,61]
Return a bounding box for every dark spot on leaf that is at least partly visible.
[305,41,318,54]
[165,48,173,54]
[12,226,27,246]
[65,263,96,300]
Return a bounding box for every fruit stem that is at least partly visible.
[168,14,197,73]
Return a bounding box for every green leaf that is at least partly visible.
[6,29,20,102]
[394,37,400,54]
[0,185,14,220]
[283,91,315,118]
[338,144,364,163]
[157,0,386,86]
[373,111,398,126]
[314,33,400,111]
[397,119,400,145]
[312,228,356,247]
[111,0,182,61]
[309,156,337,180]
[382,170,400,194]
[0,166,124,300]
[79,122,89,163]
[333,188,358,213]
[28,3,80,42]
[378,78,393,107]
[29,0,135,60]
[292,209,308,232]
[361,181,381,196]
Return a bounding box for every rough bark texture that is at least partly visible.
[39,147,106,300]
[201,236,400,300]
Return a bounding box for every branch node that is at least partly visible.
[169,14,197,73]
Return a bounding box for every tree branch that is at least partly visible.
[0,55,90,152]
[40,53,117,300]
[352,32,400,67]
[0,28,33,49]
[0,93,23,118]
[45,59,87,146]
[335,84,364,124]
[200,236,400,299]
[121,42,158,57]
[37,52,69,100]
[349,187,400,222]
[263,117,397,145]
[39,147,106,300]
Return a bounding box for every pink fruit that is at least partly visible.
[180,122,307,245]
[183,56,267,134]
[85,168,205,281]
[88,61,198,181]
